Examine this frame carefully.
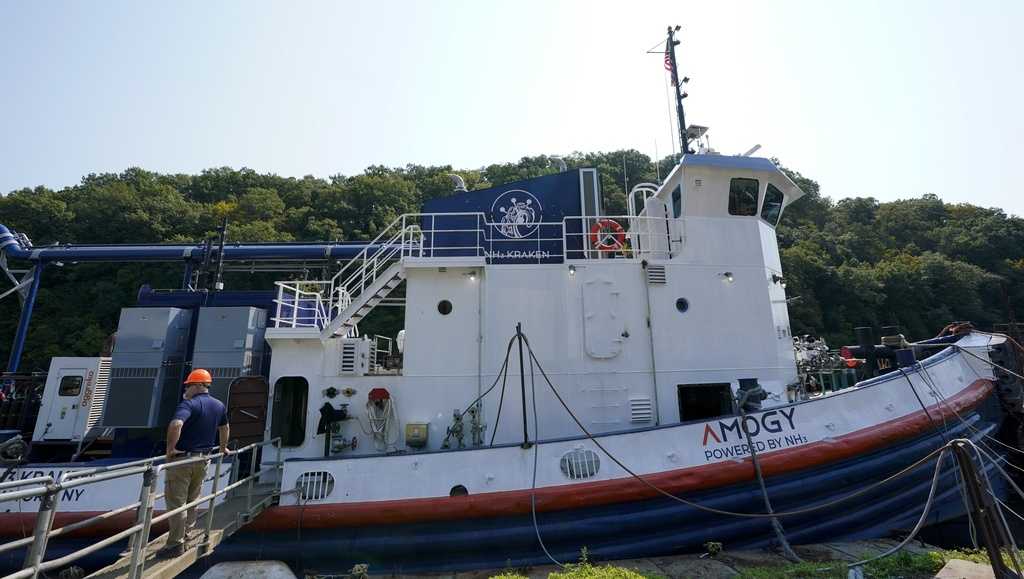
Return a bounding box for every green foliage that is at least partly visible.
[736,548,1010,579]
[1,155,1022,370]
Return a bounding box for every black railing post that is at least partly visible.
[952,441,1018,578]
[516,323,532,449]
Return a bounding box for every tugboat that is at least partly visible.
[0,26,1021,576]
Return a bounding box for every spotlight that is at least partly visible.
[720,272,734,283]
[568,265,576,276]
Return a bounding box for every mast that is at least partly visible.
[665,25,691,156]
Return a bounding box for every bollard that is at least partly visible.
[128,466,157,579]
[22,486,59,577]
[201,453,225,554]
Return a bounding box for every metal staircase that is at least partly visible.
[322,263,405,337]
[319,217,421,339]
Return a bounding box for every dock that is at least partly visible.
[87,483,277,579]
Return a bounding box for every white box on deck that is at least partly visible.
[33,357,111,442]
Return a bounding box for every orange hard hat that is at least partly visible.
[184,369,212,385]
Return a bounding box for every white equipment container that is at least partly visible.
[33,357,112,442]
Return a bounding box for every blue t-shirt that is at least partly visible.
[172,393,228,452]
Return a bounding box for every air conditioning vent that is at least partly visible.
[560,448,601,480]
[340,342,358,374]
[630,396,653,423]
[86,358,112,430]
[646,265,667,285]
[296,471,335,501]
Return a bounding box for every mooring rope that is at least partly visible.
[511,327,1024,571]
[519,332,950,519]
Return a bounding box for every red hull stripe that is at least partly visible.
[0,379,993,538]
[248,379,993,530]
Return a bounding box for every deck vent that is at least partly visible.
[296,471,335,501]
[209,367,242,378]
[630,396,654,423]
[646,265,667,285]
[560,448,601,480]
[86,358,112,430]
[111,367,159,378]
[340,342,358,374]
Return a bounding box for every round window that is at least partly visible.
[676,298,689,313]
[438,300,453,315]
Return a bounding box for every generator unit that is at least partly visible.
[33,357,111,442]
[191,306,268,402]
[101,307,192,428]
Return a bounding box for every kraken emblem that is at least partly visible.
[491,189,542,239]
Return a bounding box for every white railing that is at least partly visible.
[326,218,423,323]
[271,212,676,327]
[272,280,343,329]
[0,438,283,579]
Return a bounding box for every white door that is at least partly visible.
[44,369,86,440]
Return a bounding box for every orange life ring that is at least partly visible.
[589,219,626,251]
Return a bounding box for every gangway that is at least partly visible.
[0,438,282,579]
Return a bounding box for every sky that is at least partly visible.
[1,0,1022,215]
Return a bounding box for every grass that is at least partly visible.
[735,548,1014,578]
[489,548,1018,579]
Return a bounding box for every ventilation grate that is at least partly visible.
[560,448,601,480]
[339,342,358,374]
[111,367,158,378]
[646,265,667,285]
[209,367,241,378]
[630,396,654,423]
[296,471,335,501]
[86,358,112,430]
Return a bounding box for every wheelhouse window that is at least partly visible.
[671,185,682,218]
[761,183,785,226]
[58,376,83,397]
[271,376,308,447]
[728,178,759,216]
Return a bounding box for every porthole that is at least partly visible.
[449,484,468,496]
[560,448,601,480]
[676,298,689,313]
[438,300,453,315]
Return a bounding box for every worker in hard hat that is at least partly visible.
[158,368,229,558]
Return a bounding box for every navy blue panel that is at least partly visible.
[681,155,780,172]
[136,287,276,312]
[421,171,586,264]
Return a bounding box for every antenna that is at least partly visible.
[654,140,661,183]
[622,153,628,194]
[213,217,227,291]
[665,25,692,156]
[742,144,762,157]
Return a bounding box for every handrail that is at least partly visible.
[271,211,678,329]
[0,437,283,579]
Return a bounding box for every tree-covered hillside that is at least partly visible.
[2,151,1022,372]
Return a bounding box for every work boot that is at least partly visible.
[155,542,185,559]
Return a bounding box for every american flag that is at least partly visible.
[664,43,676,85]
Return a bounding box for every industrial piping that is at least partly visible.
[0,223,388,374]
[0,224,379,263]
